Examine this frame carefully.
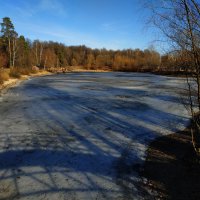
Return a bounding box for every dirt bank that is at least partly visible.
[141,125,200,200]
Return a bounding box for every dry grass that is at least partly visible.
[67,66,111,72]
[9,68,21,78]
[9,67,38,78]
[0,67,50,91]
[0,69,10,84]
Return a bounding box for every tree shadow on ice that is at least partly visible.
[0,75,189,199]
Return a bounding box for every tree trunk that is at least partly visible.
[12,38,17,68]
[39,43,43,67]
[44,56,47,70]
[35,42,38,66]
[8,38,12,67]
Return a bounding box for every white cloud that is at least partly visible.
[101,23,116,32]
[17,22,124,50]
[38,0,66,16]
[100,21,132,36]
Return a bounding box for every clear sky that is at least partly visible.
[0,0,158,50]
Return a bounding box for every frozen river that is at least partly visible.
[0,72,190,199]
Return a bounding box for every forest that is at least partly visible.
[0,17,192,84]
[0,17,196,83]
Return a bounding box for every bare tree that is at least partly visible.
[35,41,38,66]
[39,43,43,66]
[33,40,43,67]
[144,0,200,152]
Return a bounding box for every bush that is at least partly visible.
[0,69,10,84]
[9,68,21,78]
[32,66,39,74]
[9,67,39,78]
[18,68,31,75]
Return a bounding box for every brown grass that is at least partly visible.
[9,68,21,78]
[0,69,10,84]
[66,66,111,72]
[9,67,38,78]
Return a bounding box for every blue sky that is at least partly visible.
[0,0,159,50]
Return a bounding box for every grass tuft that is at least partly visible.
[0,69,10,84]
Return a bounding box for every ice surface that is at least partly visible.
[0,72,190,199]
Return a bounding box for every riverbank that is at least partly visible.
[0,68,112,92]
[141,124,200,200]
[0,70,52,92]
[47,66,112,73]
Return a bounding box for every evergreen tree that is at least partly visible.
[0,17,18,67]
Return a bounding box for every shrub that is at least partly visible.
[9,68,21,78]
[9,67,39,78]
[18,68,30,75]
[32,66,39,74]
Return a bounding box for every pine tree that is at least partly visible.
[0,17,18,67]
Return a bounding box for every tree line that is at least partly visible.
[0,17,164,73]
[1,16,195,76]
